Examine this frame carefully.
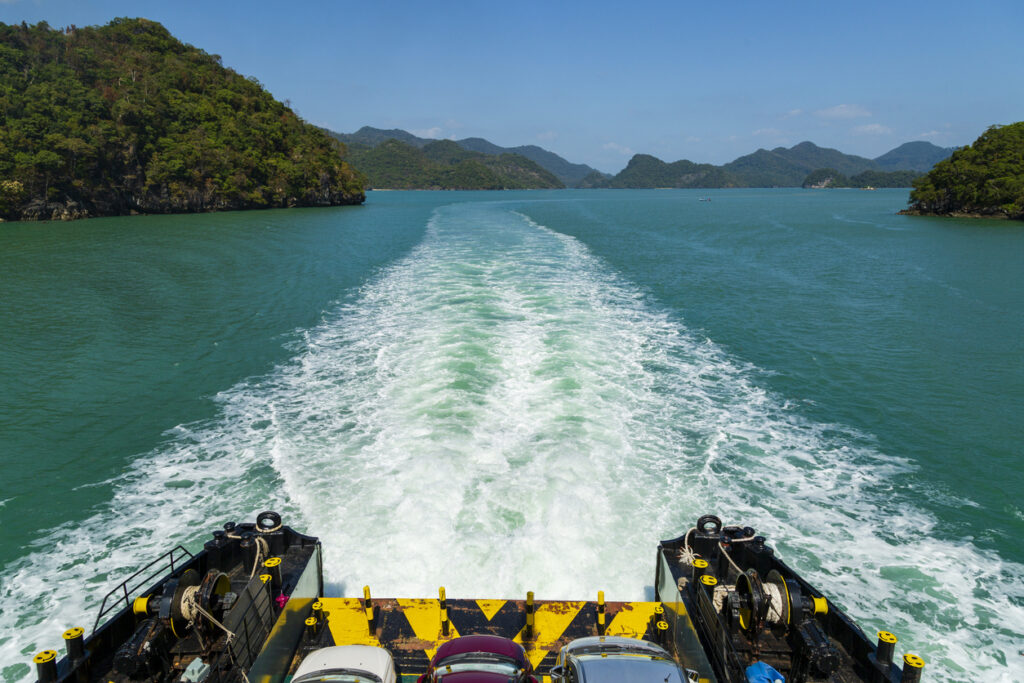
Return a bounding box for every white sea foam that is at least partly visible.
[1,202,1021,682]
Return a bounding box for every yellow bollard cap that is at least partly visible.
[904,654,926,669]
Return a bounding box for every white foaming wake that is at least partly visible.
[1,202,1020,682]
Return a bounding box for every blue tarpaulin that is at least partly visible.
[745,661,785,683]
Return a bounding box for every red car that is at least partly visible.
[417,634,538,683]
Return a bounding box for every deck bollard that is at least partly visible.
[440,587,450,636]
[524,591,535,640]
[363,586,375,633]
[34,650,58,683]
[263,557,283,592]
[876,631,897,666]
[901,654,925,683]
[63,627,86,661]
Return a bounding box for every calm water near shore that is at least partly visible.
[1,189,1021,681]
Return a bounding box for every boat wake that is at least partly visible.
[1,202,1021,682]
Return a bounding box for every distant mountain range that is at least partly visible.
[334,136,562,190]
[601,141,957,189]
[330,127,601,188]
[330,126,956,190]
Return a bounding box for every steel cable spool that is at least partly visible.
[733,569,794,638]
[181,570,233,641]
[735,570,769,636]
[158,568,200,637]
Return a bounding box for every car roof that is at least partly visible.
[434,673,519,683]
[573,655,685,683]
[432,635,527,666]
[294,645,395,680]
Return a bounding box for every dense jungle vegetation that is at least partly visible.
[906,123,1023,219]
[0,18,364,221]
[341,138,564,190]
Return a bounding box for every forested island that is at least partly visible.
[589,141,953,189]
[330,129,955,191]
[902,122,1023,220]
[332,127,600,188]
[0,19,364,222]
[337,137,563,190]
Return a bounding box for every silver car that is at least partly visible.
[549,636,694,683]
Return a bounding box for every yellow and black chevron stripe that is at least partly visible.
[318,593,667,679]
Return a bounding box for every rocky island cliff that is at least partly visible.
[0,19,364,222]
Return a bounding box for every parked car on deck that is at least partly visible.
[293,644,398,683]
[417,634,538,682]
[548,635,696,683]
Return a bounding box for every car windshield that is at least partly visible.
[435,654,519,679]
[292,669,382,683]
[574,655,684,682]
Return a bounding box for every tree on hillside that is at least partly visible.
[0,18,364,221]
[907,123,1024,219]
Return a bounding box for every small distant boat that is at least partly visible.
[698,197,712,202]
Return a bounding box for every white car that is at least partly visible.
[292,645,398,683]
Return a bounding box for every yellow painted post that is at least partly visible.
[305,616,319,638]
[656,619,670,646]
[62,627,85,661]
[33,650,58,683]
[440,587,450,636]
[363,585,375,634]
[902,654,926,683]
[524,591,535,640]
[692,558,709,584]
[263,557,283,592]
[597,590,606,635]
[875,631,897,666]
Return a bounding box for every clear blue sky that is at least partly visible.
[2,0,1021,172]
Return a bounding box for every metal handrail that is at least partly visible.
[92,545,194,631]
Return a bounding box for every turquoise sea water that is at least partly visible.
[1,189,1021,681]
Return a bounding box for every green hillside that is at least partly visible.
[455,137,602,187]
[336,126,429,149]
[876,141,958,172]
[343,138,563,190]
[594,140,954,189]
[602,154,742,188]
[333,127,600,187]
[904,123,1024,219]
[723,142,878,186]
[0,19,364,222]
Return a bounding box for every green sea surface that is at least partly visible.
[0,189,1021,681]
